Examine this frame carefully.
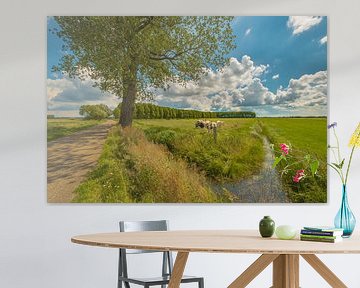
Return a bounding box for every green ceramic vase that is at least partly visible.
[259,216,275,238]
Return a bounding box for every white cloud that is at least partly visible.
[287,16,323,35]
[47,76,119,116]
[155,56,327,115]
[319,36,327,45]
[47,56,327,117]
[155,56,271,111]
[245,28,252,36]
[272,74,279,80]
[274,71,327,107]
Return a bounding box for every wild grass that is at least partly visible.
[47,118,104,141]
[73,118,327,203]
[135,118,265,182]
[74,126,223,203]
[73,128,132,203]
[124,128,220,202]
[259,118,327,203]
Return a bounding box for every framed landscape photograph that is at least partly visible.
[47,16,327,203]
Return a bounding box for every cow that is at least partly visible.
[195,120,205,128]
[195,120,224,132]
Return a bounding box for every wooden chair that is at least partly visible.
[118,220,204,288]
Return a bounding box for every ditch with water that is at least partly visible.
[211,136,289,203]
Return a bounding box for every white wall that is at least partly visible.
[1,0,360,287]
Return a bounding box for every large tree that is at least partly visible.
[53,16,235,127]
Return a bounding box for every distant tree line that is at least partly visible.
[114,103,256,119]
[217,111,256,118]
[79,103,256,120]
[113,103,218,119]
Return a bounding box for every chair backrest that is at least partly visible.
[118,220,174,283]
[119,220,169,254]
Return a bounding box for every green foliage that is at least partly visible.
[74,127,224,203]
[260,118,327,203]
[113,107,120,119]
[272,155,285,168]
[79,104,112,120]
[145,128,177,151]
[137,119,264,181]
[72,118,327,203]
[47,118,103,141]
[138,118,327,203]
[310,160,320,177]
[53,16,235,126]
[114,102,255,120]
[217,111,256,118]
[73,128,132,202]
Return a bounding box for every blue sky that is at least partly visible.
[47,16,328,117]
[47,19,62,79]
[231,16,327,93]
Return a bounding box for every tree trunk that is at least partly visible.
[119,66,137,127]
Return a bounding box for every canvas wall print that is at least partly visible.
[47,16,327,203]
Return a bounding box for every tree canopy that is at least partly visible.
[114,103,256,119]
[79,104,112,120]
[53,16,235,126]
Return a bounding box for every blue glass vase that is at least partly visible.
[334,185,356,237]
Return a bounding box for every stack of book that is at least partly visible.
[300,226,344,243]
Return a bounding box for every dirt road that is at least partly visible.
[47,120,115,203]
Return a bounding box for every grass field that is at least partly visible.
[47,118,104,141]
[72,117,327,203]
[135,118,265,181]
[74,127,225,203]
[259,118,327,202]
[259,118,327,161]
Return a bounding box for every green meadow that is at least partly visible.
[47,118,104,141]
[72,117,327,203]
[73,127,223,203]
[135,118,265,181]
[259,118,327,202]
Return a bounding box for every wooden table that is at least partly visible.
[72,230,360,288]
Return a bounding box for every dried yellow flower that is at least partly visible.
[349,122,360,147]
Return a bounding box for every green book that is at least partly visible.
[300,236,342,243]
[300,234,339,240]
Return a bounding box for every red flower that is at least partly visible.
[280,143,289,155]
[293,169,305,183]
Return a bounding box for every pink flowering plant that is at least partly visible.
[271,142,320,185]
[293,169,305,183]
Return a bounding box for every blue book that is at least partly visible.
[302,226,343,236]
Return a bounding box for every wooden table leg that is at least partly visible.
[168,252,189,288]
[301,254,347,288]
[228,254,279,288]
[288,255,299,288]
[272,254,299,288]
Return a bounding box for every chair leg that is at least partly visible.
[199,278,204,288]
